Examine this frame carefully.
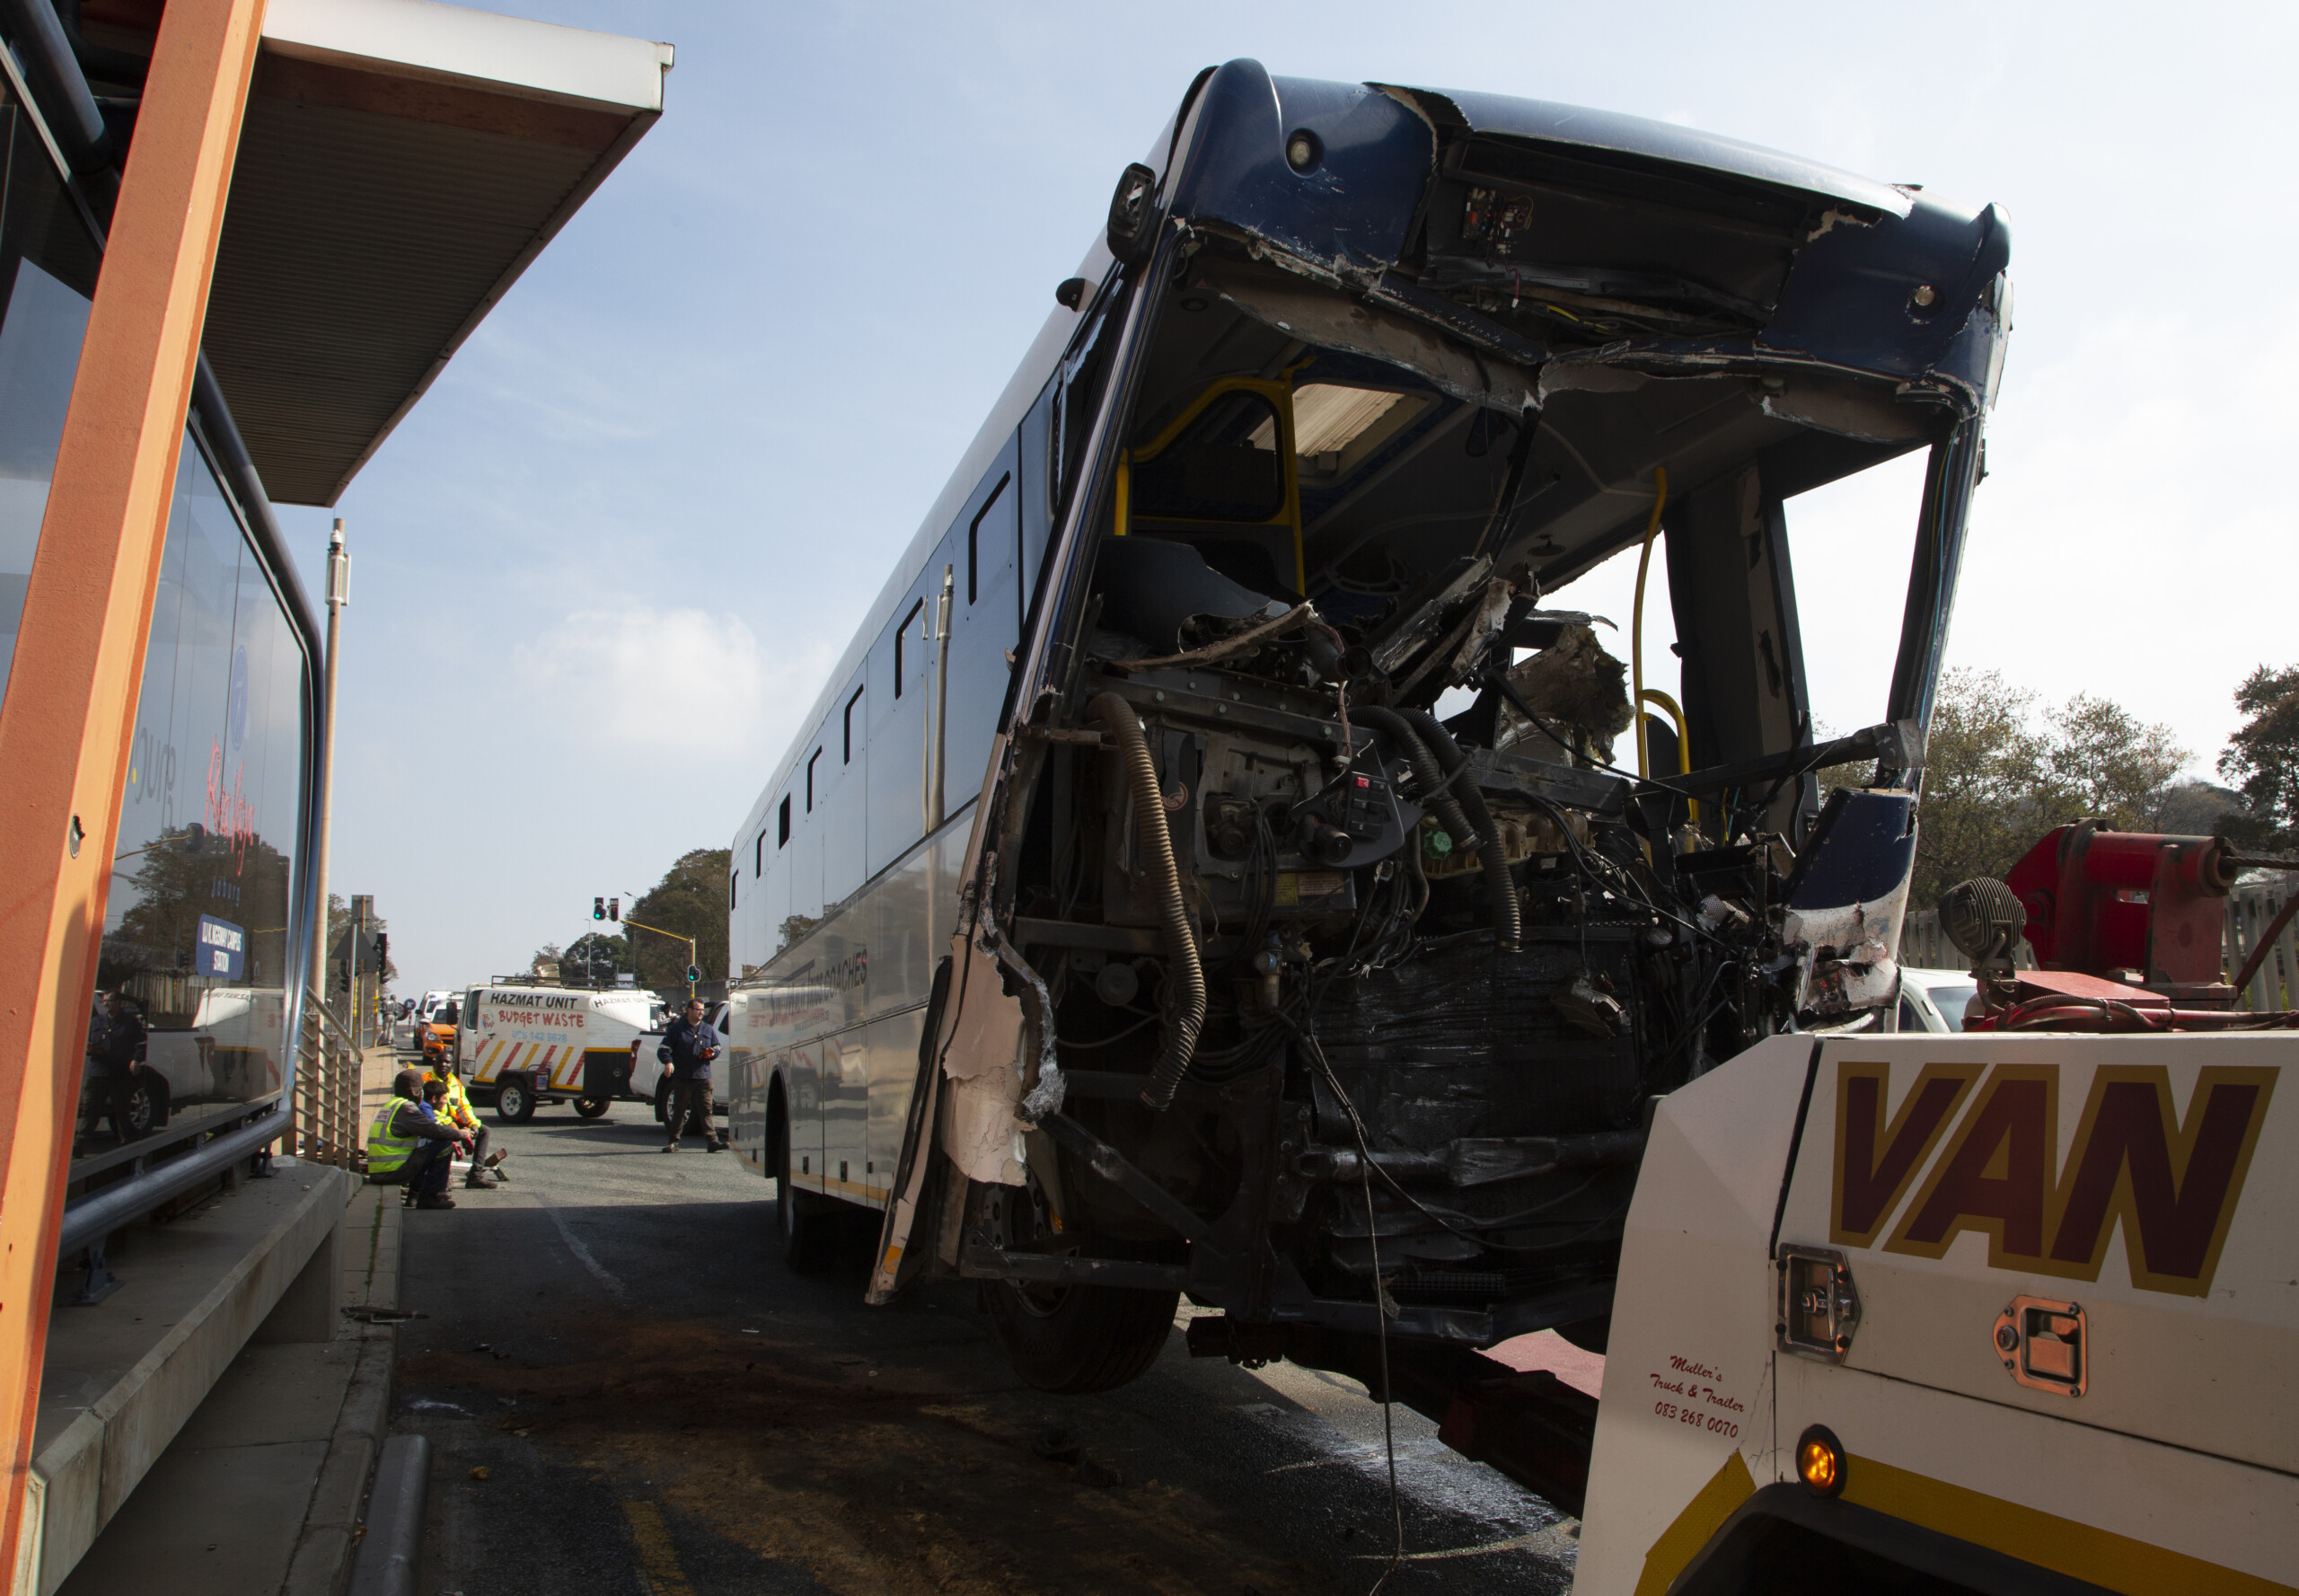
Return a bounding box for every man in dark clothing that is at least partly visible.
[82,991,147,1141]
[367,1068,470,1208]
[660,999,727,1152]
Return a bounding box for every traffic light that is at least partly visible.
[593,896,604,921]
[609,897,620,922]
[374,932,389,969]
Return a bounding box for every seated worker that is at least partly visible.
[366,1068,470,1209]
[422,1053,505,1188]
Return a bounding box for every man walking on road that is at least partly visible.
[661,998,727,1152]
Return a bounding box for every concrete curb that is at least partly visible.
[279,1327,395,1596]
[280,1186,403,1596]
[344,1434,427,1596]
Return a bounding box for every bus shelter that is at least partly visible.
[0,0,666,1584]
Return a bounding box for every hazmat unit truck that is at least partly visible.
[452,983,660,1124]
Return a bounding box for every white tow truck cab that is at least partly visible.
[1573,1029,2295,1593]
[454,983,660,1124]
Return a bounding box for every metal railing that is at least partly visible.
[294,996,363,1168]
[1900,910,2032,972]
[2227,879,2296,1011]
[1903,884,2296,1012]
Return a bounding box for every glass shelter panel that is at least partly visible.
[0,76,102,712]
[91,432,310,1156]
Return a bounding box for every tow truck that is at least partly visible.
[1569,825,2297,1592]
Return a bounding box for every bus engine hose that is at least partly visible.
[1088,692,1206,1111]
[1352,704,1484,875]
[1398,707,1521,951]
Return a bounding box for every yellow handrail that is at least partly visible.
[1117,375,1306,592]
[1630,466,1668,782]
[1637,686,1700,828]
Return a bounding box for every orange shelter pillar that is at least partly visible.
[0,0,269,1574]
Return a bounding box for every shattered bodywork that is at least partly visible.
[741,61,2008,1427]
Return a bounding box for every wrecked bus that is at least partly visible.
[724,59,2009,1440]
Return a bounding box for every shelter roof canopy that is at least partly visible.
[200,0,671,505]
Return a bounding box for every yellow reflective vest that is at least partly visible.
[426,1063,475,1131]
[366,1094,421,1174]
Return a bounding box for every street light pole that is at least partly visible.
[304,519,348,1160]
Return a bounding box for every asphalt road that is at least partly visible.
[392,1086,1581,1596]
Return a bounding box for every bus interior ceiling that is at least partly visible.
[988,220,1956,1356]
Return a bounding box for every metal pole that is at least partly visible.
[928,563,953,831]
[311,520,347,1162]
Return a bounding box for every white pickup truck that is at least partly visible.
[629,1000,731,1126]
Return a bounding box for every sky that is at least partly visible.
[270,2,2299,995]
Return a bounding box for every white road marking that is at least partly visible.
[533,1192,630,1305]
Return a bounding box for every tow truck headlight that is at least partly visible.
[1796,1424,1846,1497]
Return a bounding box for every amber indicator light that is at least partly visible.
[1796,1424,1846,1497]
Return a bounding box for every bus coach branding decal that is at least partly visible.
[1830,1062,2277,1297]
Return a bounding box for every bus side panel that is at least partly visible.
[786,1040,827,1192]
[866,1008,924,1208]
[941,434,1022,815]
[727,995,769,1173]
[823,1034,868,1197]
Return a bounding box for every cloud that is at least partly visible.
[1951,301,2299,769]
[509,606,771,759]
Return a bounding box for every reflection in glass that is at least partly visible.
[89,432,308,1154]
[0,259,92,702]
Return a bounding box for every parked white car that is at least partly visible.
[1898,966,1982,1032]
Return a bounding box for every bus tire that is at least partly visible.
[975,1177,1176,1393]
[574,1097,610,1120]
[495,1076,536,1124]
[772,1098,833,1274]
[982,1274,1178,1395]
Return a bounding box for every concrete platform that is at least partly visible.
[51,1180,403,1596]
[13,1160,352,1595]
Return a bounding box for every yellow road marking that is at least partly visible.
[617,1496,694,1596]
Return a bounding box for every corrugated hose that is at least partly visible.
[1090,692,1206,1110]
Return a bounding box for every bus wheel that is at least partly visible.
[574,1097,610,1120]
[495,1076,536,1124]
[773,1106,833,1274]
[977,1177,1177,1395]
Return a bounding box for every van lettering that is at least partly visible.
[1838,1063,2274,1297]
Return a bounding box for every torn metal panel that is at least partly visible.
[1197,260,1537,414]
[1376,84,1913,222]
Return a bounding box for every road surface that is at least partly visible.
[392,1094,1581,1594]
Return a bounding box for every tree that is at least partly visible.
[2040,693,2187,831]
[1906,669,2049,911]
[625,847,732,992]
[1905,669,2189,913]
[2217,664,2299,853]
[560,931,633,988]
[102,824,296,1004]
